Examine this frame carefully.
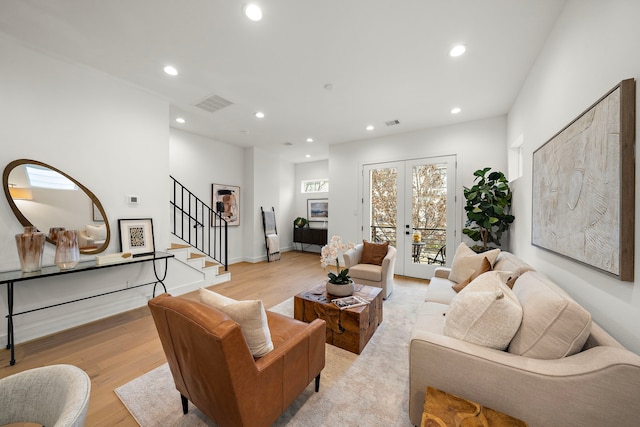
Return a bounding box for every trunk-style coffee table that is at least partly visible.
[294,283,383,354]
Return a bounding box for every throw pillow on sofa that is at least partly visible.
[452,256,492,293]
[448,242,500,284]
[508,271,592,359]
[361,240,389,265]
[444,271,522,350]
[199,288,274,357]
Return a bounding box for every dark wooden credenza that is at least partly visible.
[293,227,327,251]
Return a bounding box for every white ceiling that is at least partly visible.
[0,0,565,163]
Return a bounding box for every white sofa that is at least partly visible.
[409,250,640,427]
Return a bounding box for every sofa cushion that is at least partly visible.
[199,288,274,357]
[493,251,534,279]
[448,242,500,284]
[425,277,458,304]
[444,271,522,350]
[452,256,491,293]
[348,263,382,282]
[361,240,389,265]
[508,271,592,359]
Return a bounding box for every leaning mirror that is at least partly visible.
[2,159,110,254]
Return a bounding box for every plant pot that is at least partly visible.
[326,280,354,297]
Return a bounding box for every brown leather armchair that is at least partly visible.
[148,293,326,427]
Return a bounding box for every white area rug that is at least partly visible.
[114,281,427,426]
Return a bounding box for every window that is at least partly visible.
[26,165,77,190]
[301,179,329,193]
[508,134,524,181]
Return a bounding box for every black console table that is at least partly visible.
[0,251,173,365]
[293,227,328,251]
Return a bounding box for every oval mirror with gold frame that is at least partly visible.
[2,159,110,254]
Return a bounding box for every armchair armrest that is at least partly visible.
[343,244,363,268]
[255,317,325,373]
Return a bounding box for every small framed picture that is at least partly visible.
[92,202,104,222]
[307,198,329,222]
[118,218,155,256]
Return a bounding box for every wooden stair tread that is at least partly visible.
[189,253,206,259]
[169,243,190,249]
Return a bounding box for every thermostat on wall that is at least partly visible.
[127,195,139,205]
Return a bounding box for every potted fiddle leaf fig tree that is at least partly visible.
[462,167,515,253]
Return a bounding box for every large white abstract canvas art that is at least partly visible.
[532,79,635,281]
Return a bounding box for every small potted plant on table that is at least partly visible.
[321,235,355,296]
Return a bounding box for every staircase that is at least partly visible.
[167,243,231,286]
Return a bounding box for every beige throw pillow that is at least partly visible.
[199,288,274,357]
[508,271,592,359]
[448,242,500,284]
[452,256,491,293]
[86,224,107,240]
[444,271,523,350]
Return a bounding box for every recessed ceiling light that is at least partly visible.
[366,125,374,131]
[163,65,178,76]
[305,154,311,158]
[175,117,186,124]
[255,111,265,118]
[449,45,466,57]
[306,138,314,143]
[243,3,262,21]
[451,107,462,114]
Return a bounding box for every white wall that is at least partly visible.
[507,0,640,353]
[243,147,295,263]
[0,35,193,345]
[329,116,508,248]
[169,128,245,263]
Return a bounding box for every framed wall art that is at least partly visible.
[308,198,329,222]
[532,78,635,281]
[212,183,240,226]
[118,218,155,256]
[92,202,104,222]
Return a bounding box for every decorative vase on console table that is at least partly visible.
[54,229,80,270]
[15,226,45,273]
[321,235,356,297]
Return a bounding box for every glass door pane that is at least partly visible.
[404,157,454,278]
[369,166,398,246]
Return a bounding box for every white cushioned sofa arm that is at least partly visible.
[433,267,451,279]
[409,328,640,427]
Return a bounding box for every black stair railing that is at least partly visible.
[170,176,228,271]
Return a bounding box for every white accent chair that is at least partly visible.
[0,364,91,427]
[343,243,396,299]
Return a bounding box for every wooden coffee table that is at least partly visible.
[294,283,383,354]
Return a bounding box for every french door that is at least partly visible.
[363,155,456,278]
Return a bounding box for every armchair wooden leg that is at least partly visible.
[181,394,189,414]
[315,373,321,392]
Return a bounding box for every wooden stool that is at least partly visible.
[421,387,527,427]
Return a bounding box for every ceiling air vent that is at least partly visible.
[195,94,233,113]
[385,119,400,126]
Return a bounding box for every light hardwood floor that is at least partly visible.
[0,250,426,426]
